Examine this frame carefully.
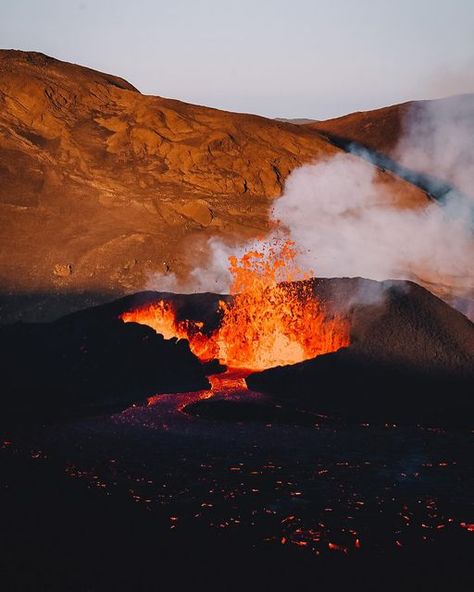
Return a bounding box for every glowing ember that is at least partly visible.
[120,241,349,371]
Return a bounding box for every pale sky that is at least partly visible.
[1,0,474,119]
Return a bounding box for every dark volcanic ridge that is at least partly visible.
[2,277,472,427]
[0,313,209,424]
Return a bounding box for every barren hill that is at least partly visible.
[308,94,474,178]
[307,101,413,154]
[0,51,437,321]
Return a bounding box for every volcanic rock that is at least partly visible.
[63,289,229,331]
[247,279,474,425]
[61,277,474,376]
[185,397,319,426]
[0,314,209,424]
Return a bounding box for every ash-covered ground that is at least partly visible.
[1,376,473,591]
[1,279,473,590]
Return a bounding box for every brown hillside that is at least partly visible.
[0,51,430,320]
[308,94,474,162]
[307,101,412,154]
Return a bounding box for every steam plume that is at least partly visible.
[150,97,474,316]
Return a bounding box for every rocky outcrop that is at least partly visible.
[0,313,209,423]
[0,50,430,321]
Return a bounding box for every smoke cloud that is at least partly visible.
[394,94,474,198]
[271,153,473,286]
[146,237,236,293]
[149,97,474,316]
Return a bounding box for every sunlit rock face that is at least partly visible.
[0,50,434,323]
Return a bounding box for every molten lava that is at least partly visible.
[120,241,349,371]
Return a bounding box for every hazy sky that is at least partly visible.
[2,0,474,119]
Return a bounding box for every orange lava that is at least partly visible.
[145,370,250,409]
[120,241,350,371]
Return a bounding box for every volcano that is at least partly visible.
[1,50,473,592]
[120,241,351,370]
[1,274,473,591]
[2,269,471,426]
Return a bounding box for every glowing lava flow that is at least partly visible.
[145,369,252,410]
[120,241,350,371]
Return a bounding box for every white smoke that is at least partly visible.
[394,95,474,197]
[146,237,254,294]
[148,97,474,315]
[271,152,473,288]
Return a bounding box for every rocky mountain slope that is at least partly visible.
[308,94,474,186]
[307,101,414,154]
[0,50,431,321]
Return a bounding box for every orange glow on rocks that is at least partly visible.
[120,241,350,371]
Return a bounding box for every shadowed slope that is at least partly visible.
[246,280,474,425]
